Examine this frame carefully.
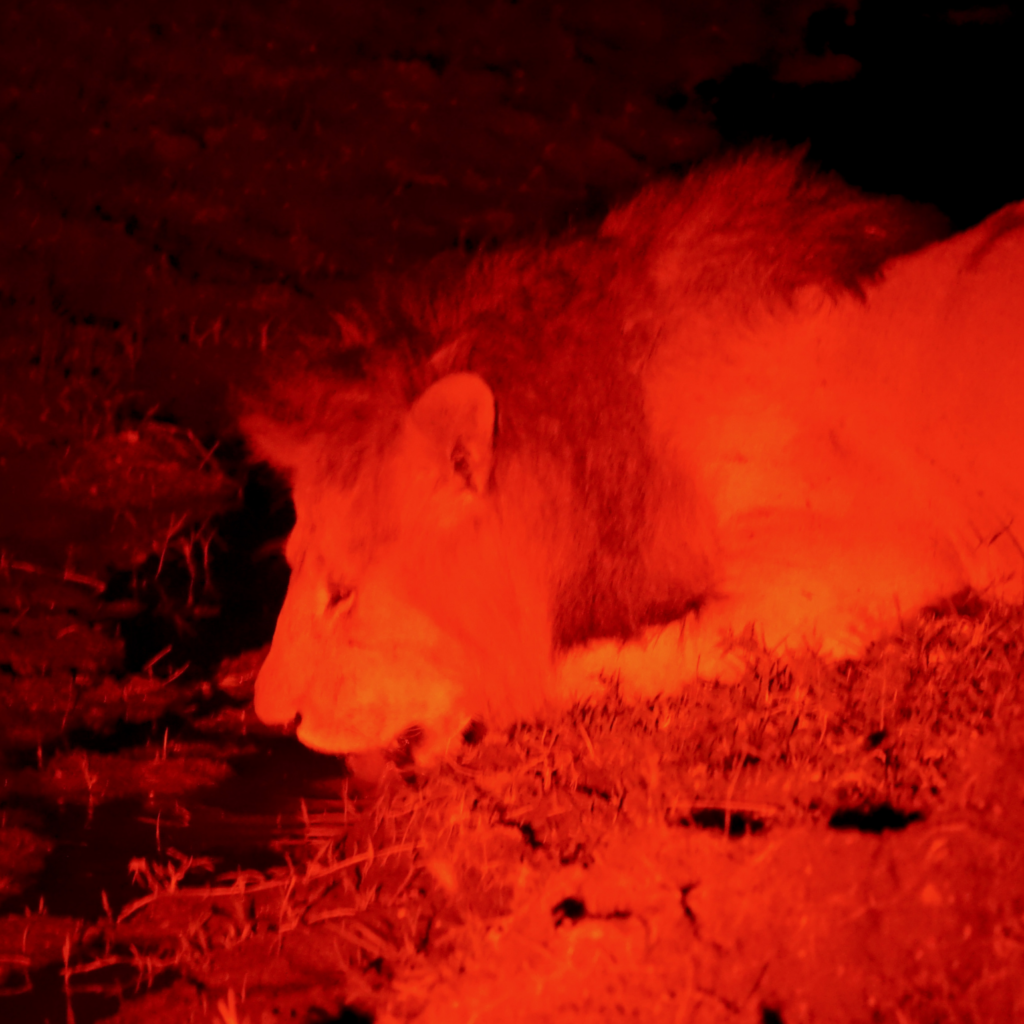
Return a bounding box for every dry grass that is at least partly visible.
[39,597,1023,1021]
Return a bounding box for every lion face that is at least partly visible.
[253,373,555,756]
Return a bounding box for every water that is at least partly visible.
[1,737,351,1024]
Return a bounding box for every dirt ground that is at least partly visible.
[1,2,1023,1022]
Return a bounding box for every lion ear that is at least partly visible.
[410,373,496,492]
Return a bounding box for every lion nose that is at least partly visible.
[253,644,301,726]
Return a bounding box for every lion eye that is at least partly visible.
[324,583,356,615]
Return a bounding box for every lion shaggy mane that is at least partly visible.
[249,149,945,651]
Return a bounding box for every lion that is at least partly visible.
[244,150,1024,760]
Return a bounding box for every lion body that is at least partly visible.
[246,152,1024,756]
